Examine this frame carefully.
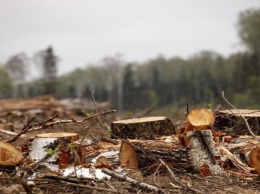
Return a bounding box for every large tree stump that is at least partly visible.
[111,117,175,139]
[214,109,260,135]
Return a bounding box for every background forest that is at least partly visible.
[0,8,259,112]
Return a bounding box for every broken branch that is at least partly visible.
[102,168,164,193]
[222,91,256,139]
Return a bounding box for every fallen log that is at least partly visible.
[111,116,175,139]
[129,137,190,173]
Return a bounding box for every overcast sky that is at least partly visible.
[0,0,259,76]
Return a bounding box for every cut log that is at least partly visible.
[214,109,260,135]
[0,141,23,172]
[185,108,215,131]
[111,117,175,139]
[129,137,190,174]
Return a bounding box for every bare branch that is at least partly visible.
[222,91,256,139]
[102,168,164,193]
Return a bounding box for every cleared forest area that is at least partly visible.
[0,95,260,194]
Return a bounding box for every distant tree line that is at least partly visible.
[0,8,259,110]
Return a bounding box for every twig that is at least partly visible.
[87,89,108,132]
[26,110,115,132]
[43,174,87,183]
[6,117,36,143]
[81,109,116,123]
[159,159,203,194]
[102,168,164,193]
[63,181,121,193]
[43,174,120,193]
[186,103,189,116]
[222,91,256,139]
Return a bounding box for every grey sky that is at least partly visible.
[0,0,259,76]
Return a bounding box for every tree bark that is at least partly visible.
[111,117,175,139]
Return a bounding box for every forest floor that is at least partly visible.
[0,99,260,194]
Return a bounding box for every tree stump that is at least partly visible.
[0,141,22,172]
[214,109,260,135]
[28,132,79,170]
[111,117,175,139]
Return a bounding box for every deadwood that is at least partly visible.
[111,117,175,139]
[186,130,222,176]
[102,168,164,193]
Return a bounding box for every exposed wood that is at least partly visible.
[249,146,260,174]
[218,109,260,118]
[0,141,23,168]
[111,116,175,139]
[186,108,215,131]
[218,145,254,173]
[119,140,138,170]
[0,128,25,136]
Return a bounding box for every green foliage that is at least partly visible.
[66,143,74,149]
[45,148,57,156]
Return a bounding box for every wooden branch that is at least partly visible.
[218,145,254,173]
[222,91,256,139]
[4,109,114,143]
[43,174,120,193]
[0,128,23,136]
[43,174,87,183]
[102,168,164,193]
[63,181,120,193]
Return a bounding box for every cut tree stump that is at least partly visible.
[0,141,23,172]
[28,132,79,169]
[214,109,260,135]
[111,117,175,140]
